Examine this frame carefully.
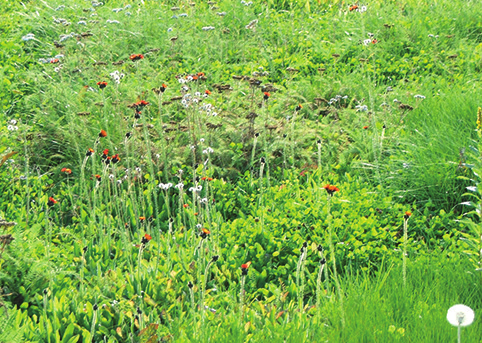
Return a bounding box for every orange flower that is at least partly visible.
[61,168,72,174]
[200,228,210,239]
[194,212,199,216]
[50,58,59,64]
[404,211,412,219]
[241,262,250,275]
[263,92,270,100]
[102,149,109,158]
[323,184,339,196]
[129,54,144,61]
[135,100,150,107]
[372,39,378,44]
[95,174,101,180]
[47,197,57,206]
[139,216,146,222]
[160,84,167,92]
[197,72,205,77]
[183,204,189,208]
[207,177,213,181]
[192,75,198,80]
[97,81,108,89]
[99,130,107,138]
[205,90,211,95]
[86,148,95,156]
[363,126,369,129]
[141,233,152,245]
[295,104,302,111]
[349,5,358,11]
[111,154,121,163]
[201,176,207,181]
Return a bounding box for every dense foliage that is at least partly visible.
[0,0,481,342]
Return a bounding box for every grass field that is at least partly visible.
[0,0,481,342]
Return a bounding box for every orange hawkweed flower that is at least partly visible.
[263,92,270,100]
[95,174,101,181]
[160,84,167,92]
[129,54,144,61]
[139,216,146,222]
[50,58,59,64]
[241,262,250,275]
[86,148,95,156]
[200,228,210,239]
[371,39,378,44]
[111,154,121,164]
[323,184,339,196]
[295,104,302,111]
[141,233,152,245]
[99,129,107,138]
[207,177,213,181]
[183,204,189,208]
[192,75,198,80]
[135,100,150,107]
[349,5,358,11]
[47,197,57,207]
[404,211,412,219]
[363,126,369,129]
[97,81,108,89]
[201,176,207,181]
[61,167,72,174]
[197,72,205,77]
[205,90,211,95]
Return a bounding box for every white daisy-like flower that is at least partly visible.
[55,5,65,11]
[10,119,17,125]
[112,8,124,13]
[359,5,367,12]
[109,174,115,179]
[78,21,87,25]
[107,20,121,24]
[355,105,368,112]
[200,197,208,204]
[21,33,35,41]
[175,183,184,190]
[447,304,475,327]
[414,94,426,99]
[216,12,226,16]
[200,138,205,143]
[167,27,173,32]
[7,125,14,131]
[179,13,188,17]
[363,39,372,46]
[196,224,202,229]
[202,26,215,31]
[159,183,173,190]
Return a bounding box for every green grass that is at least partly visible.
[0,0,481,341]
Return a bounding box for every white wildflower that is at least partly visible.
[414,94,426,99]
[21,33,35,41]
[216,12,226,16]
[202,26,215,31]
